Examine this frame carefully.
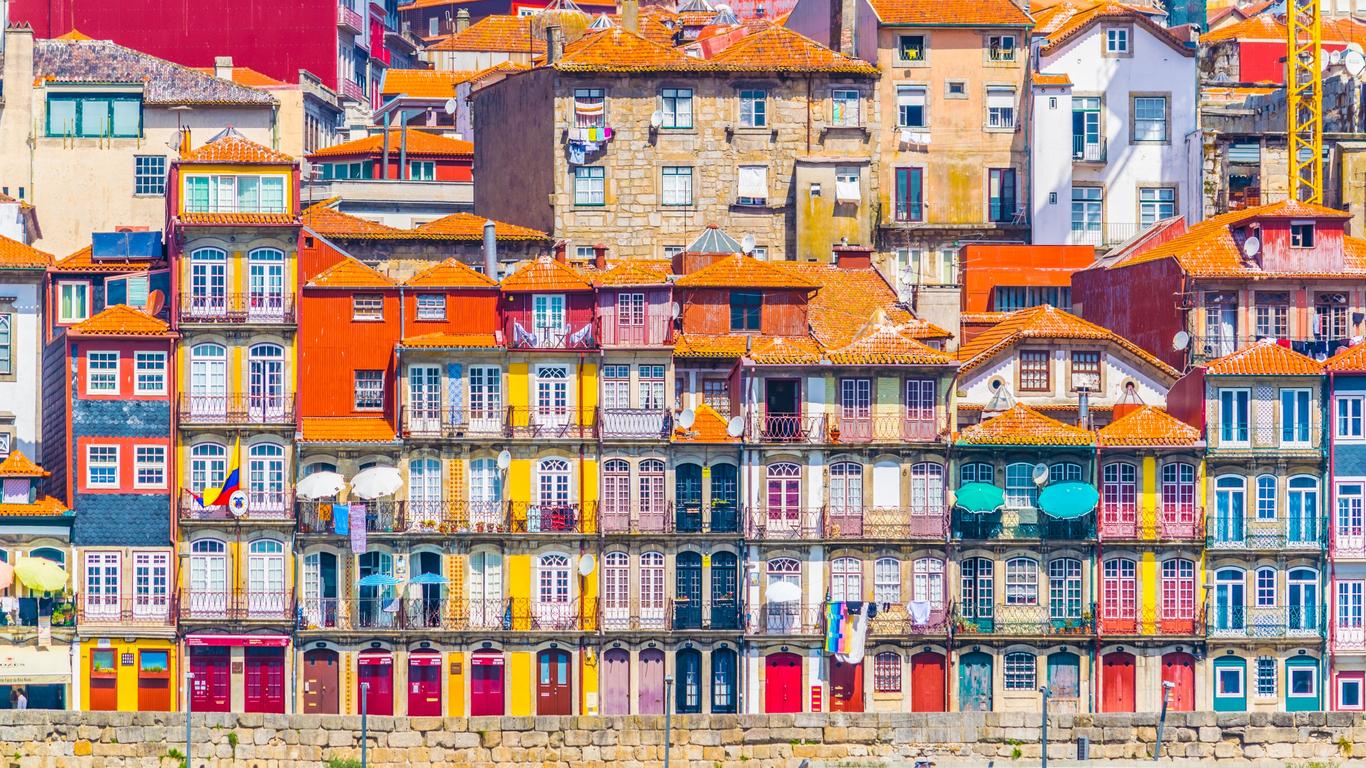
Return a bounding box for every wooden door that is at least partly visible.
[244,648,285,713]
[469,651,505,717]
[136,650,171,711]
[89,649,118,711]
[1102,652,1136,713]
[1161,651,1195,712]
[536,649,572,715]
[358,653,394,716]
[910,651,946,712]
[302,649,339,715]
[958,651,992,712]
[764,652,802,713]
[601,648,630,715]
[407,653,442,717]
[829,659,863,712]
[189,647,230,712]
[638,648,665,714]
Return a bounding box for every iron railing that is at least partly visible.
[178,393,295,425]
[1206,604,1324,638]
[297,500,586,535]
[1096,605,1205,636]
[868,603,950,636]
[401,407,506,439]
[748,604,823,636]
[827,415,940,443]
[178,589,292,621]
[746,507,824,540]
[177,292,295,324]
[180,492,292,522]
[952,604,1095,637]
[78,596,176,626]
[504,406,597,439]
[670,503,741,534]
[598,408,671,439]
[824,506,949,539]
[1098,506,1205,542]
[1205,515,1324,550]
[953,509,1096,540]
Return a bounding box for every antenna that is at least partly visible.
[725,416,745,438]
[497,450,512,470]
[678,408,696,429]
[1347,50,1366,78]
[1242,236,1261,258]
[444,98,458,115]
[671,301,682,319]
[650,110,663,128]
[1031,463,1050,486]
[740,234,756,255]
[1172,330,1191,351]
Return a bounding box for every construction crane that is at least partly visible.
[1286,0,1323,204]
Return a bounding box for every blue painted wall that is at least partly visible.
[70,396,171,548]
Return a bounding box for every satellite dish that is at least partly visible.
[650,110,663,128]
[1172,330,1191,351]
[671,301,681,319]
[1242,236,1261,258]
[726,416,745,438]
[1330,50,1344,66]
[444,98,458,115]
[678,409,696,429]
[577,554,596,576]
[146,289,165,316]
[497,450,512,470]
[1346,50,1366,78]
[740,234,756,255]
[1031,462,1050,486]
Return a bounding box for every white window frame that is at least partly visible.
[58,281,91,324]
[352,294,383,320]
[1105,26,1130,54]
[134,445,167,489]
[1338,396,1364,440]
[661,166,693,207]
[739,89,767,128]
[1289,665,1318,699]
[1217,665,1246,697]
[86,444,120,489]
[831,89,861,127]
[87,351,120,395]
[416,293,446,320]
[134,351,167,395]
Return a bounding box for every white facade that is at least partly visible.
[1029,14,1201,247]
[958,343,1172,411]
[0,271,44,457]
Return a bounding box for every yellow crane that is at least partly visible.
[1286,0,1323,204]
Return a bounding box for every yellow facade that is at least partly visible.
[78,639,178,712]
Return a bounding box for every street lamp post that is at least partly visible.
[663,675,674,768]
[1154,680,1176,761]
[1039,684,1052,768]
[185,671,194,768]
[360,682,370,768]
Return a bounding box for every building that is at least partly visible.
[1198,15,1366,86]
[0,27,279,255]
[377,69,479,135]
[956,243,1096,348]
[304,130,474,225]
[1029,1,1201,248]
[0,233,51,459]
[402,0,614,41]
[1325,343,1366,710]
[423,15,547,71]
[300,200,550,265]
[193,59,347,158]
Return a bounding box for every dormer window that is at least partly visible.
[730,290,761,331]
[1291,221,1315,248]
[184,174,287,214]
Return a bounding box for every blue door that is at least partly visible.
[1213,656,1247,712]
[1285,657,1321,712]
[958,651,992,712]
[1047,652,1081,701]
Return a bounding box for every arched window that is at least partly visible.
[639,458,665,524]
[1161,558,1196,623]
[187,538,228,617]
[874,557,901,603]
[190,442,227,494]
[536,459,572,530]
[248,539,283,555]
[31,546,64,566]
[910,462,944,516]
[1212,567,1246,632]
[1255,474,1277,521]
[711,647,738,713]
[246,343,286,420]
[913,557,945,608]
[1003,652,1036,690]
[247,443,286,513]
[1005,556,1038,605]
[641,551,665,627]
[188,248,227,317]
[1102,462,1137,530]
[1288,567,1319,632]
[765,463,802,534]
[1212,475,1247,544]
[873,651,902,693]
[601,458,630,530]
[831,557,862,602]
[1288,475,1319,544]
[1102,557,1137,621]
[1049,557,1083,620]
[766,557,801,633]
[408,457,441,527]
[960,462,994,485]
[302,461,337,477]
[1255,566,1277,607]
[829,462,863,513]
[1049,462,1083,483]
[1005,462,1038,509]
[1160,462,1197,533]
[188,343,227,418]
[190,539,225,554]
[602,551,630,628]
[535,553,572,609]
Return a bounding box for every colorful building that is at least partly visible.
[1327,343,1366,711]
[0,232,51,459]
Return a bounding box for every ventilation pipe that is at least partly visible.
[483,219,498,277]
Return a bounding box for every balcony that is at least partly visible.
[868,602,950,636]
[1098,506,1205,542]
[178,589,292,621]
[599,316,671,347]
[338,2,364,32]
[507,322,596,350]
[1333,623,1366,652]
[178,393,296,426]
[509,502,596,534]
[673,599,741,631]
[504,407,596,440]
[1192,334,1351,363]
[178,293,295,325]
[748,604,823,636]
[180,492,292,523]
[602,600,669,631]
[952,508,1096,541]
[952,604,1095,637]
[340,79,366,103]
[78,596,176,627]
[751,414,826,444]
[824,506,949,540]
[1207,604,1323,639]
[599,408,671,439]
[1096,606,1205,636]
[1207,426,1321,454]
[0,596,76,630]
[673,503,741,534]
[1072,137,1106,163]
[600,504,670,534]
[1334,535,1366,559]
[401,406,505,440]
[350,596,450,630]
[746,507,823,540]
[507,597,598,632]
[1206,515,1324,550]
[828,415,941,444]
[297,500,511,535]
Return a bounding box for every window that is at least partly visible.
[1005,462,1039,509]
[835,167,861,203]
[1289,665,1317,699]
[1342,676,1364,710]
[1049,558,1083,620]
[1105,26,1130,54]
[47,94,142,138]
[906,379,935,424]
[960,462,994,485]
[58,281,91,324]
[1071,187,1103,238]
[894,167,924,222]
[988,168,1017,223]
[1140,187,1176,226]
[874,652,901,692]
[660,88,693,128]
[1255,291,1289,339]
[1019,350,1050,391]
[662,166,693,206]
[1132,96,1168,142]
[1256,657,1277,698]
[1217,665,1245,697]
[1292,221,1316,248]
[1317,292,1348,340]
[1282,388,1312,445]
[730,290,761,331]
[182,174,286,213]
[1004,652,1036,690]
[1072,97,1101,161]
[134,445,166,488]
[601,365,629,410]
[469,366,502,423]
[1340,396,1365,439]
[913,558,945,608]
[1070,351,1101,391]
[1256,474,1277,521]
[960,557,994,618]
[739,89,767,127]
[703,378,730,417]
[86,445,119,488]
[946,80,967,98]
[323,161,371,180]
[87,351,119,394]
[874,557,901,603]
[986,87,1016,129]
[987,34,1016,61]
[1005,557,1038,605]
[134,351,166,395]
[0,314,9,375]
[831,89,861,126]
[573,166,605,206]
[897,34,926,63]
[354,370,384,411]
[408,161,435,181]
[994,286,1071,312]
[639,364,665,410]
[737,164,768,205]
[1219,388,1251,444]
[896,85,927,128]
[352,294,383,320]
[1256,566,1277,606]
[428,16,439,35]
[416,293,445,320]
[134,155,167,195]
[573,88,605,129]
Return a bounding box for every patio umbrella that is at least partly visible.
[0,561,13,590]
[410,572,449,585]
[14,557,68,593]
[350,466,404,501]
[1038,481,1100,519]
[766,580,801,603]
[954,482,1005,513]
[296,471,346,501]
[357,573,403,587]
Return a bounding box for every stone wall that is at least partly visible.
[3,710,1364,767]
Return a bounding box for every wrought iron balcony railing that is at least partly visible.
[180,492,292,522]
[178,292,296,324]
[78,596,176,626]
[1096,605,1205,636]
[178,589,292,621]
[827,415,941,443]
[1098,506,1205,542]
[599,408,671,439]
[1206,604,1324,639]
[1206,515,1324,550]
[824,506,949,540]
[748,604,823,636]
[178,393,296,426]
[953,509,1096,541]
[952,604,1095,637]
[868,602,950,636]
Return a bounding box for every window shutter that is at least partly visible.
[448,458,468,531]
[447,363,463,426]
[448,552,466,627]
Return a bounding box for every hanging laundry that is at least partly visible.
[836,602,871,665]
[332,503,349,536]
[349,502,367,554]
[567,141,587,165]
[604,125,613,140]
[823,602,846,654]
[908,599,932,625]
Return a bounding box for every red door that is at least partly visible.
[407,653,443,717]
[470,651,505,716]
[910,651,947,712]
[764,652,802,713]
[829,659,863,712]
[536,649,573,715]
[358,652,394,716]
[90,649,119,711]
[1102,652,1136,713]
[244,648,285,713]
[302,649,339,714]
[1161,652,1195,712]
[137,650,172,712]
[189,647,230,712]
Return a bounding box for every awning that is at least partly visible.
[1038,481,1100,519]
[409,572,448,585]
[0,646,72,683]
[185,634,290,647]
[955,482,1005,513]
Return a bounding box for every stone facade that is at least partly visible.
[2,710,1362,766]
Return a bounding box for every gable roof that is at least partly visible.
[1201,14,1366,45]
[1204,341,1323,376]
[403,258,498,288]
[865,0,1032,26]
[0,450,50,478]
[0,235,52,269]
[414,213,548,240]
[777,263,953,345]
[308,129,473,160]
[958,305,1179,378]
[825,316,958,365]
[302,202,408,239]
[590,260,672,286]
[191,65,290,87]
[705,25,878,73]
[553,27,700,72]
[306,256,397,288]
[1036,0,1193,56]
[1097,405,1202,447]
[381,68,478,98]
[1325,341,1366,372]
[179,127,294,164]
[34,38,276,106]
[674,254,818,289]
[957,404,1096,446]
[427,15,546,52]
[500,255,593,292]
[69,304,173,336]
[301,203,548,242]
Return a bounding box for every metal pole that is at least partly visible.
[361,681,370,768]
[185,671,193,768]
[663,675,674,768]
[1154,681,1175,761]
[1039,684,1051,768]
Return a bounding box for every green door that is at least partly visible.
[958,651,992,711]
[1213,656,1247,712]
[1285,657,1321,712]
[1047,652,1081,700]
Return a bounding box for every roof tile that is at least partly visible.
[0,496,70,517]
[300,417,398,443]
[957,404,1096,446]
[866,0,1032,26]
[179,212,296,225]
[958,305,1179,379]
[179,128,294,164]
[826,317,958,365]
[0,235,52,269]
[705,25,877,73]
[69,304,172,336]
[1325,341,1366,372]
[34,38,276,106]
[674,333,748,358]
[403,258,498,288]
[427,15,547,53]
[1097,405,1202,447]
[191,65,290,87]
[589,260,672,286]
[500,255,593,292]
[553,27,700,72]
[1204,341,1323,376]
[673,403,740,443]
[414,213,548,240]
[302,203,407,238]
[307,257,397,288]
[308,129,473,160]
[51,245,165,273]
[381,68,478,98]
[0,450,51,477]
[400,331,501,348]
[675,254,818,289]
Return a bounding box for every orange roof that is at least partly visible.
[192,65,290,87]
[0,235,52,269]
[302,202,407,238]
[958,305,1179,378]
[675,254,818,289]
[866,0,1032,26]
[404,258,498,288]
[1204,341,1322,376]
[1325,341,1366,372]
[400,331,501,348]
[748,335,824,364]
[1033,72,1072,86]
[306,257,397,288]
[1037,0,1191,55]
[179,128,293,164]
[427,15,545,53]
[705,26,877,74]
[308,129,473,160]
[178,212,296,226]
[1202,14,1366,44]
[674,403,739,443]
[588,260,671,286]
[957,404,1096,446]
[54,28,93,40]
[0,450,50,478]
[381,68,477,98]
[51,244,165,273]
[414,213,548,241]
[0,496,70,517]
[825,315,958,365]
[675,333,748,358]
[500,255,593,292]
[1097,406,1202,447]
[553,27,698,72]
[300,417,398,443]
[69,304,172,336]
[777,263,952,345]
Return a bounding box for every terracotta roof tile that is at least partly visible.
[401,331,500,348]
[0,450,51,478]
[69,304,172,336]
[553,27,699,72]
[705,26,877,74]
[748,335,824,364]
[826,317,958,365]
[1204,341,1323,376]
[957,404,1096,446]
[51,245,165,273]
[0,496,70,517]
[1325,341,1366,372]
[308,129,473,159]
[307,257,397,288]
[1202,14,1366,44]
[192,65,290,87]
[1037,1,1191,55]
[403,258,498,288]
[427,15,546,53]
[35,38,276,106]
[300,417,398,443]
[674,333,748,358]
[775,263,952,345]
[302,203,406,238]
[1097,405,1202,447]
[673,403,740,443]
[589,260,672,286]
[381,68,478,98]
[500,255,593,292]
[1033,72,1072,85]
[179,128,294,164]
[0,235,52,269]
[866,0,1032,26]
[675,254,818,289]
[302,203,548,242]
[958,305,1179,379]
[414,213,548,241]
[178,212,296,226]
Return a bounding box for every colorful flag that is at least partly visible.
[190,438,241,507]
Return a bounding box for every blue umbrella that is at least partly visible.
[358,573,402,587]
[1038,481,1100,519]
[955,482,1005,513]
[410,572,449,585]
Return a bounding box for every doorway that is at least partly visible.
[639,648,665,714]
[536,649,572,715]
[764,652,803,713]
[601,648,630,715]
[407,651,442,716]
[1102,652,1136,712]
[958,651,993,712]
[829,659,863,712]
[302,648,340,714]
[1161,651,1196,711]
[188,646,230,712]
[358,651,394,716]
[469,650,505,716]
[910,651,946,712]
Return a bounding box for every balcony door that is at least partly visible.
[301,551,338,628]
[1213,568,1245,632]
[469,551,503,628]
[189,247,227,317]
[248,343,286,421]
[246,539,285,617]
[765,462,801,536]
[408,457,442,529]
[247,443,286,516]
[188,539,228,618]
[535,365,570,429]
[532,294,566,346]
[83,552,121,620]
[1288,568,1318,632]
[535,553,572,629]
[189,343,227,419]
[407,365,441,433]
[247,248,285,320]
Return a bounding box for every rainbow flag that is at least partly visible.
[191,438,241,507]
[824,602,871,663]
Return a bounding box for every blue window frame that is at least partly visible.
[47,94,143,138]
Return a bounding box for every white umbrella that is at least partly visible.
[350,466,404,500]
[766,580,802,603]
[296,471,346,501]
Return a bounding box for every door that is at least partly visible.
[244,648,285,713]
[407,653,442,716]
[536,649,572,715]
[189,343,227,419]
[84,552,121,620]
[1213,657,1247,712]
[89,649,119,711]
[764,652,802,713]
[675,463,703,532]
[1047,652,1081,708]
[247,248,285,320]
[408,365,442,433]
[188,541,228,618]
[601,648,630,715]
[710,552,739,629]
[137,650,171,711]
[189,248,226,316]
[958,651,992,712]
[763,379,800,439]
[302,649,340,714]
[910,651,946,712]
[189,647,231,712]
[302,552,339,628]
[532,294,566,346]
[1286,657,1321,711]
[766,464,801,536]
[535,366,570,430]
[1162,651,1196,711]
[676,649,703,714]
[469,650,505,717]
[469,552,503,628]
[639,648,665,714]
[829,659,863,712]
[358,652,394,716]
[247,344,286,421]
[675,552,702,629]
[1102,652,1136,712]
[1288,568,1319,632]
[468,366,503,433]
[838,378,872,440]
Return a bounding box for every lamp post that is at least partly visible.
[663,675,674,768]
[185,671,194,768]
[1039,684,1052,768]
[360,681,370,768]
[1154,680,1176,761]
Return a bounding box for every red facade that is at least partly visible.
[298,288,401,420]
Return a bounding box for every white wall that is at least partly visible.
[958,346,1171,409]
[0,278,43,457]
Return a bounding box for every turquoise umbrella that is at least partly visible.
[1038,481,1100,519]
[357,573,402,587]
[955,483,1005,513]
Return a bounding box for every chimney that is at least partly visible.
[482,219,498,278]
[593,244,608,270]
[178,127,192,155]
[455,8,470,32]
[546,25,564,64]
[828,0,856,56]
[831,244,873,270]
[553,240,567,263]
[622,0,639,33]
[214,55,234,82]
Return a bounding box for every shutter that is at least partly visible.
[600,293,617,346]
[448,552,466,627]
[448,458,467,530]
[447,363,464,426]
